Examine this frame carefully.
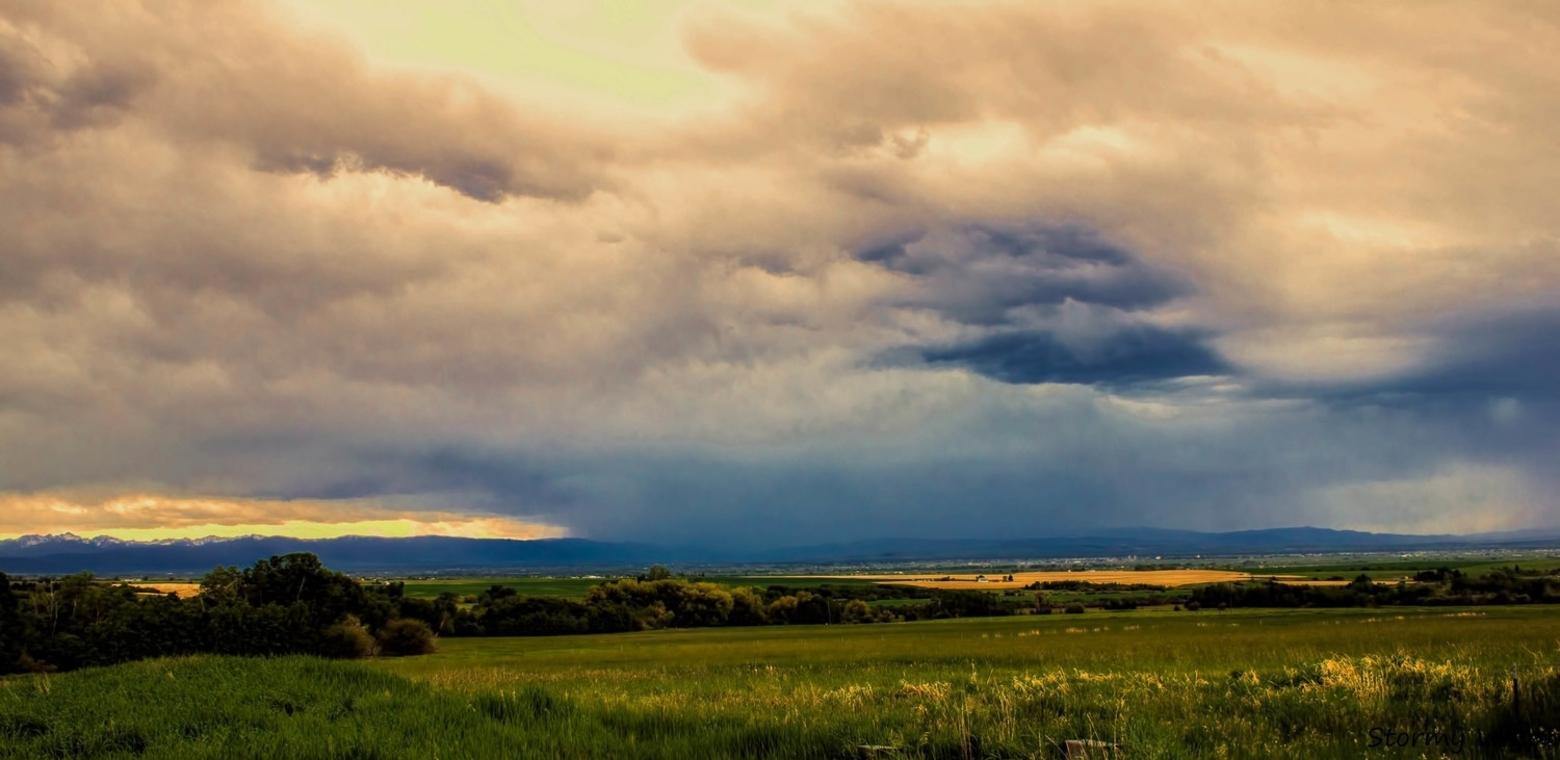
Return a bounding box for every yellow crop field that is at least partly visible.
[136,582,202,598]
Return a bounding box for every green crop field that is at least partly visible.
[396,576,617,600]
[5,606,1560,758]
[1230,555,1560,581]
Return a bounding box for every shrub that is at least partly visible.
[320,615,375,659]
[841,599,872,623]
[377,618,437,657]
[1185,601,1202,611]
[1064,604,1086,614]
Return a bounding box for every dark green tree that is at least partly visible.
[0,572,24,673]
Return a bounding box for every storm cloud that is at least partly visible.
[0,0,1557,543]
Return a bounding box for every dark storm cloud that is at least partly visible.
[1258,309,1560,405]
[399,449,580,510]
[860,225,1188,326]
[858,224,1219,388]
[231,444,581,512]
[921,326,1226,386]
[1386,310,1560,399]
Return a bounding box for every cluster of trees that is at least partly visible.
[1012,568,1560,613]
[0,554,435,674]
[1026,583,1181,613]
[0,558,1037,672]
[439,579,1012,637]
[1182,578,1418,610]
[1433,566,1560,604]
[1184,568,1560,610]
[470,579,796,635]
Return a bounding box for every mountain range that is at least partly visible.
[3,526,1559,575]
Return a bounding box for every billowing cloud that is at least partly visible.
[0,0,1556,544]
[0,2,604,200]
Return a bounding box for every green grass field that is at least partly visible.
[397,576,615,599]
[5,606,1560,758]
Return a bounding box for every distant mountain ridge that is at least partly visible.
[2,526,1557,574]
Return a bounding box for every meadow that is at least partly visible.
[5,605,1560,758]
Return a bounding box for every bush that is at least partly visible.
[1064,604,1086,614]
[377,618,437,657]
[320,616,375,659]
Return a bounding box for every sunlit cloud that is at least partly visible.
[0,494,565,541]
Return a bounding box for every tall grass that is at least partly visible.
[5,606,1560,758]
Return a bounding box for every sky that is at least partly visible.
[1,1,1557,545]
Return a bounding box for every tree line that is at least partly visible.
[0,554,435,675]
[0,557,1024,674]
[1183,567,1560,610]
[10,556,1555,674]
[1025,567,1560,612]
[458,577,1020,637]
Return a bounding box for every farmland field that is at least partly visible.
[396,574,883,599]
[108,567,1389,602]
[397,576,616,599]
[130,581,201,598]
[795,568,1310,590]
[125,559,1532,602]
[6,606,1560,758]
[1236,556,1560,581]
